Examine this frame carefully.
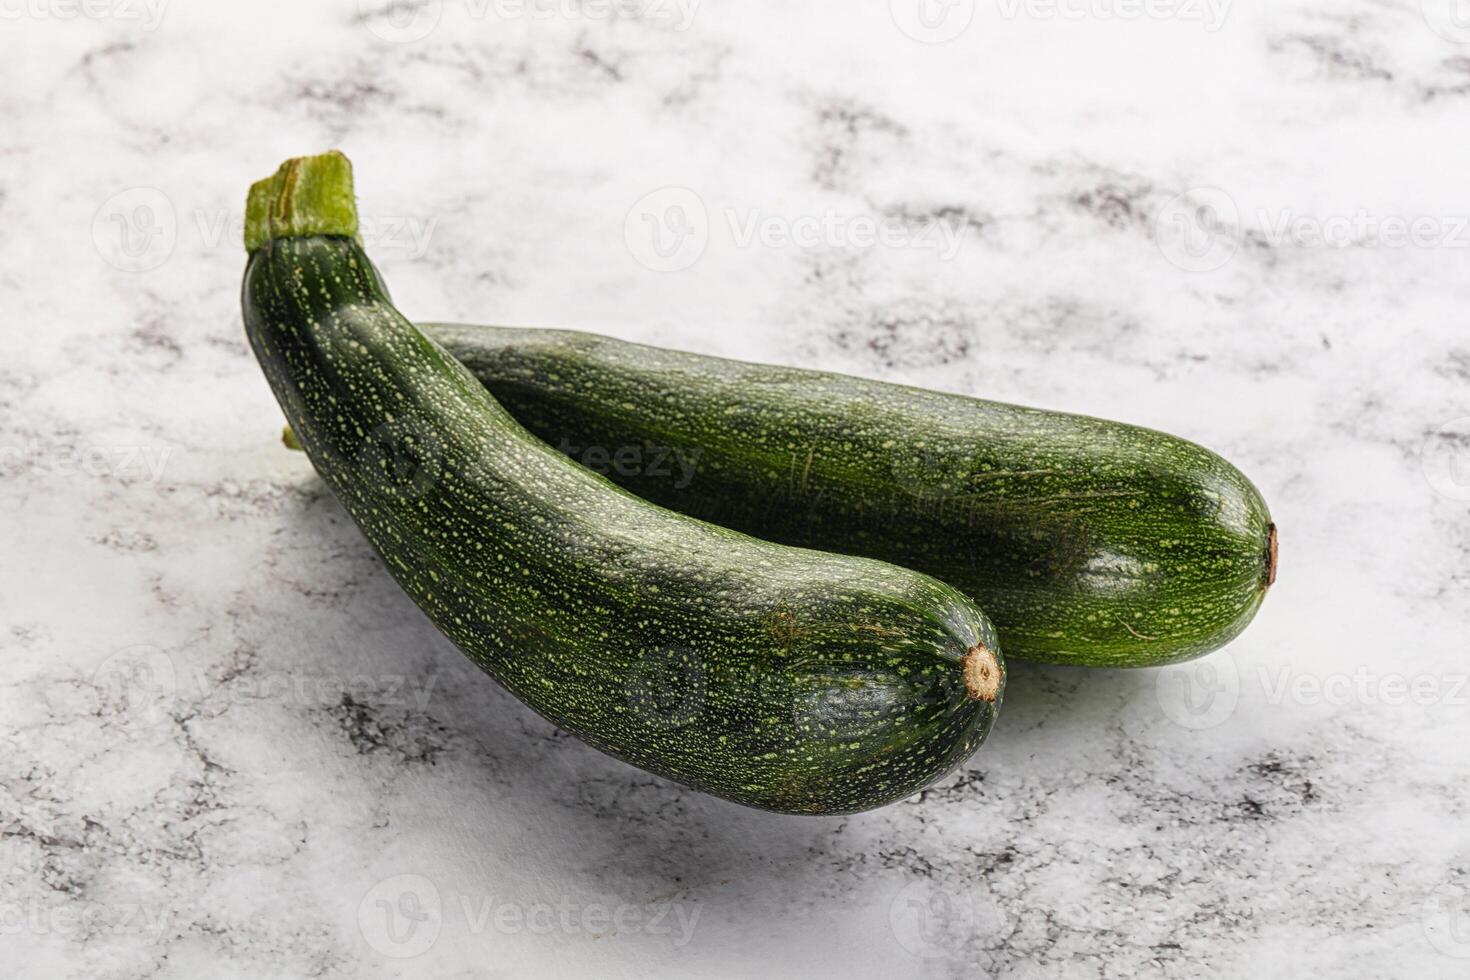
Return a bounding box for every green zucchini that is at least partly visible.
[243,152,1003,815]
[395,323,1275,668]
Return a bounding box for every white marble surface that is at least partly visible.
[3,2,1469,977]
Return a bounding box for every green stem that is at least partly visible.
[244,150,359,252]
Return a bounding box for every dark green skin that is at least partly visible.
[423,323,1276,668]
[244,236,1003,815]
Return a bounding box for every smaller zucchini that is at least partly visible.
[408,322,1275,668]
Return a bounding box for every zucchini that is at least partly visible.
[402,323,1275,668]
[243,152,1003,815]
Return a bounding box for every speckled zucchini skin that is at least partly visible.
[422,323,1276,668]
[243,227,1003,814]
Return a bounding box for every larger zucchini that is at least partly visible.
[242,152,1003,815]
[410,323,1276,668]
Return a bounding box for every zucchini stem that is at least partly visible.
[244,150,359,252]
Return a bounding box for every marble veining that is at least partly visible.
[2,2,1468,977]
